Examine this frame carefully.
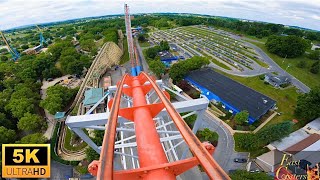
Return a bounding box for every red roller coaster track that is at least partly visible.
[87,4,231,180]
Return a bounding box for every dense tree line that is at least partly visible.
[265,35,310,58]
[169,56,210,82]
[40,85,78,115]
[0,57,51,173]
[130,14,320,41]
[235,121,293,151]
[295,86,320,121]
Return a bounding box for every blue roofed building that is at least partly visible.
[185,68,276,124]
[54,112,66,121]
[83,88,104,108]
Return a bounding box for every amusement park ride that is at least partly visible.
[36,25,46,48]
[0,31,20,61]
[65,4,295,180]
[0,25,46,60]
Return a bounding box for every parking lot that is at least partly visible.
[148,25,269,74]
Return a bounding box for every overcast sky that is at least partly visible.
[0,0,319,31]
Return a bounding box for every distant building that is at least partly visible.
[264,73,290,88]
[159,51,179,64]
[254,117,320,173]
[303,117,320,135]
[186,68,276,124]
[23,45,42,55]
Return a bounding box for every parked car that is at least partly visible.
[47,78,53,82]
[234,158,247,163]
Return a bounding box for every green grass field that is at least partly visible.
[120,40,129,64]
[64,128,87,151]
[209,57,232,70]
[252,42,320,89]
[139,41,151,48]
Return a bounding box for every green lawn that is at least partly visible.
[64,128,87,152]
[139,41,151,48]
[209,57,232,70]
[120,40,129,64]
[217,70,299,126]
[252,42,320,89]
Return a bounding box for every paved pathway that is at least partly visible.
[230,34,310,93]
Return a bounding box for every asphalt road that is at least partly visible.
[229,34,311,93]
[201,113,248,172]
[151,27,311,93]
[135,38,149,72]
[50,161,73,180]
[247,43,311,93]
[174,95,248,176]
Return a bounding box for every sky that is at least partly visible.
[0,0,319,31]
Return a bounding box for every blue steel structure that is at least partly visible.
[0,31,20,61]
[36,25,46,47]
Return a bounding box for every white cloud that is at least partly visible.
[0,0,319,30]
[311,15,320,20]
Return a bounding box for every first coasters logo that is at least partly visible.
[2,144,50,178]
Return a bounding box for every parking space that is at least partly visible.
[148,25,270,74]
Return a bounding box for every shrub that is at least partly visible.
[296,61,307,68]
[280,83,290,88]
[259,74,265,80]
[196,128,219,145]
[310,61,320,74]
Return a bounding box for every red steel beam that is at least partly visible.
[97,74,128,180]
[130,76,175,180]
[141,72,230,180]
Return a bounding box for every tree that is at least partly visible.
[103,29,118,43]
[40,85,77,114]
[234,121,293,151]
[256,121,293,145]
[5,97,35,119]
[169,56,210,82]
[307,50,320,60]
[138,34,147,42]
[21,44,29,50]
[149,60,166,77]
[17,67,38,81]
[295,87,320,121]
[197,128,219,145]
[18,113,47,132]
[160,41,170,51]
[0,56,8,62]
[310,61,320,74]
[0,112,14,129]
[17,133,47,144]
[0,126,16,145]
[266,35,309,58]
[230,170,273,180]
[146,46,160,59]
[234,110,249,125]
[86,148,100,162]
